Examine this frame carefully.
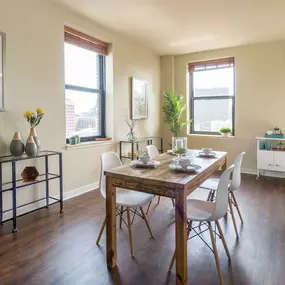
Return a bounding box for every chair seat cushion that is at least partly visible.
[116,188,154,207]
[186,198,215,221]
[200,178,232,191]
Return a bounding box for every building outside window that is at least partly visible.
[64,26,108,142]
[189,57,235,135]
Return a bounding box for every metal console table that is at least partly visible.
[0,150,63,233]
[119,137,163,160]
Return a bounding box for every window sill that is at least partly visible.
[64,139,114,150]
[188,134,235,140]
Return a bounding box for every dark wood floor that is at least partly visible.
[0,174,284,285]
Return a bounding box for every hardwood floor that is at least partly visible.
[0,174,284,285]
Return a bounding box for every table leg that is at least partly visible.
[45,156,49,208]
[59,153,63,213]
[12,161,18,233]
[106,176,117,268]
[175,190,187,285]
[221,156,227,171]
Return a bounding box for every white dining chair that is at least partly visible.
[168,165,234,285]
[145,145,175,214]
[96,152,154,257]
[200,152,245,237]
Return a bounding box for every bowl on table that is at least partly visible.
[139,154,150,164]
[178,158,191,169]
[202,148,212,155]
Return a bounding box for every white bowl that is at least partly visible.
[139,155,150,164]
[178,158,191,169]
[202,148,212,154]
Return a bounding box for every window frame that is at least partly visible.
[189,59,235,136]
[64,32,106,144]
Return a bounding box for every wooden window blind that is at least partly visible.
[188,57,234,72]
[64,26,108,56]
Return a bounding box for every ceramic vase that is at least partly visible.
[28,127,40,155]
[25,136,38,157]
[10,132,25,157]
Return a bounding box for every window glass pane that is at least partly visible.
[193,67,234,97]
[65,89,101,138]
[64,43,99,89]
[193,99,233,132]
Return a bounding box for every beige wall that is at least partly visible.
[0,0,160,219]
[161,40,285,171]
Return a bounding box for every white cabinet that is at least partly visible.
[256,137,285,178]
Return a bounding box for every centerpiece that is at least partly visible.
[162,91,191,158]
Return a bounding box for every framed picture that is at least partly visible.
[131,77,148,120]
[0,31,5,110]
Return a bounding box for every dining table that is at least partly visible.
[104,149,227,285]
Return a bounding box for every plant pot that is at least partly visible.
[10,132,25,157]
[220,133,227,137]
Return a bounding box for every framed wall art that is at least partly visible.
[131,77,148,120]
[0,31,5,110]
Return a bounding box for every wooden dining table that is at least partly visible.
[104,149,227,285]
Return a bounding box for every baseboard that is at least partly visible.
[242,168,285,179]
[2,182,99,222]
[63,182,99,200]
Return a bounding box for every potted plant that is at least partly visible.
[219,127,232,137]
[162,91,191,155]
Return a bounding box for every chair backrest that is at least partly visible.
[99,152,122,199]
[210,165,234,221]
[229,152,246,191]
[146,145,159,160]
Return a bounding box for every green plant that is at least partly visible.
[162,91,191,137]
[219,127,232,134]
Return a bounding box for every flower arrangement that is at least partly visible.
[125,113,137,141]
[24,108,44,127]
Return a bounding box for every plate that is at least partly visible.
[131,160,160,168]
[197,151,217,158]
[169,164,201,173]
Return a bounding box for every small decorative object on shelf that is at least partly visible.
[69,135,81,145]
[25,136,37,157]
[21,166,39,182]
[24,108,44,155]
[264,127,284,138]
[219,127,232,136]
[172,137,188,159]
[125,112,137,141]
[10,132,24,157]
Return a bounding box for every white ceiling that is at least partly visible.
[54,0,285,55]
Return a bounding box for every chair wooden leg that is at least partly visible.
[156,196,161,205]
[231,192,244,223]
[168,222,192,272]
[228,196,239,237]
[126,207,134,257]
[146,198,153,215]
[119,206,124,229]
[208,222,224,285]
[171,198,175,207]
[96,217,106,245]
[216,220,231,261]
[140,207,154,238]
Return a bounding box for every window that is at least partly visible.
[64,26,108,142]
[189,57,235,135]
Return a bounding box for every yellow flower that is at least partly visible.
[36,108,44,115]
[24,111,32,118]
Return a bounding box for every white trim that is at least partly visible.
[188,134,235,140]
[63,182,99,200]
[65,140,114,150]
[2,182,99,222]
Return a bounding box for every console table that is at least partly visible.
[0,151,63,233]
[119,137,163,160]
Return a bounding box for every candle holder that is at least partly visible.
[172,137,188,159]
